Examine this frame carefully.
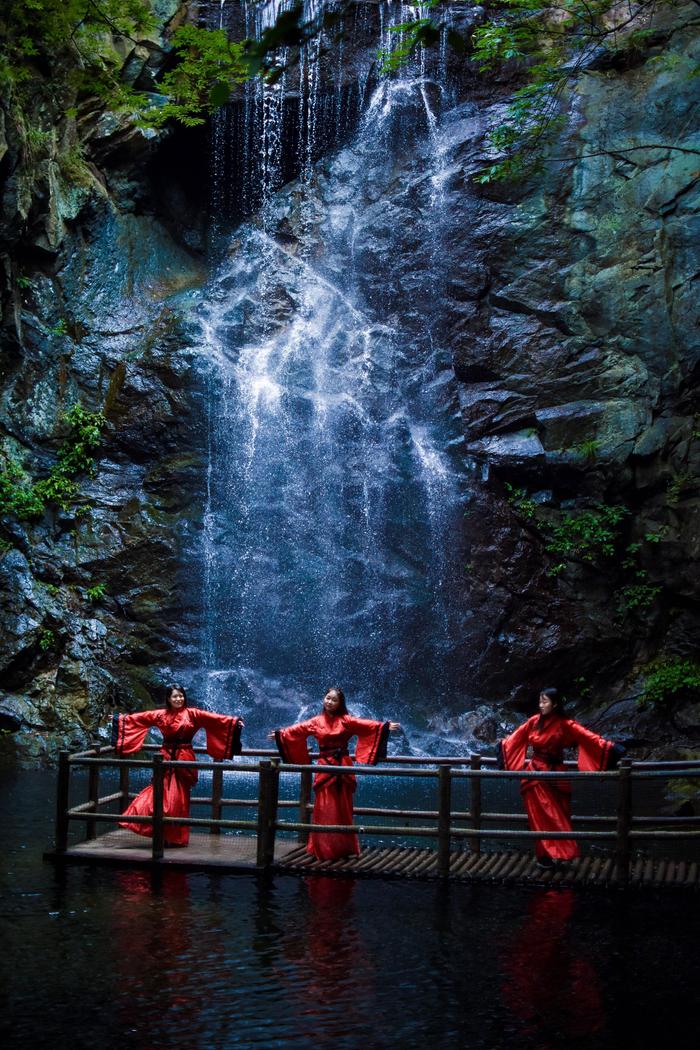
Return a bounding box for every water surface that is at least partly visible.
[2,770,698,1049]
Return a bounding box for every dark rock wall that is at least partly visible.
[437,5,700,751]
[0,2,209,763]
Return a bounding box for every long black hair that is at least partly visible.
[539,687,563,713]
[165,684,188,710]
[323,686,348,716]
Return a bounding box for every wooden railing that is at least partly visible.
[55,747,700,886]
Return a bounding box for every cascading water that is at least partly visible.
[198,1,473,743]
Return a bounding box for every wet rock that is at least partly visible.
[464,429,545,469]
[427,705,503,745]
[430,3,700,750]
[0,693,43,732]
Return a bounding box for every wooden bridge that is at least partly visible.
[45,746,700,890]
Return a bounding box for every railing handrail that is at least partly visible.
[53,747,700,883]
[69,745,700,773]
[70,754,686,780]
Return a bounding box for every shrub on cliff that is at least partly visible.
[0,404,105,523]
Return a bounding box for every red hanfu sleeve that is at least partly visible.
[564,720,619,771]
[344,718,390,765]
[191,709,243,760]
[497,717,534,770]
[111,711,162,754]
[275,719,319,763]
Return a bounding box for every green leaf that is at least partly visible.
[209,81,231,108]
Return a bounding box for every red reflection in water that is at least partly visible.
[503,890,605,1046]
[278,876,374,1044]
[108,870,233,1046]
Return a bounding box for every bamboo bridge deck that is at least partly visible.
[46,746,700,891]
[51,830,699,889]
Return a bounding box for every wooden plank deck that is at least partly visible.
[48,830,299,870]
[47,831,700,888]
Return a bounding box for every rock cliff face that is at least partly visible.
[0,2,209,762]
[439,5,700,751]
[0,2,698,763]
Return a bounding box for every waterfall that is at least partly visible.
[197,1,470,741]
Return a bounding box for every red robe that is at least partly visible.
[112,707,242,846]
[498,713,619,861]
[275,712,390,860]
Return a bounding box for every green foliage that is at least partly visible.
[545,505,627,562]
[618,582,661,613]
[622,541,642,570]
[47,318,67,337]
[0,403,105,522]
[57,144,94,188]
[574,675,591,699]
[614,538,665,618]
[639,657,700,709]
[667,472,690,506]
[506,485,630,562]
[140,25,249,128]
[573,439,601,460]
[471,23,529,70]
[475,154,534,185]
[0,0,154,108]
[33,472,79,511]
[504,482,538,521]
[378,2,441,74]
[39,628,55,651]
[56,404,105,475]
[0,457,46,518]
[242,2,351,82]
[644,528,668,543]
[477,69,568,181]
[0,537,14,555]
[24,124,52,158]
[357,0,675,183]
[16,275,32,289]
[505,484,666,603]
[666,777,700,806]
[86,582,107,602]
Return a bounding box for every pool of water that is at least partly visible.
[2,769,698,1049]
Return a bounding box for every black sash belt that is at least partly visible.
[531,749,563,767]
[318,747,350,761]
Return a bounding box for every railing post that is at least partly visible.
[86,750,100,841]
[210,762,223,836]
[55,750,70,854]
[469,753,482,855]
[152,754,164,861]
[616,759,632,887]
[298,767,312,845]
[437,763,452,877]
[119,762,130,813]
[256,759,280,870]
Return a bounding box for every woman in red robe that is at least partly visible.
[112,685,243,847]
[273,687,401,861]
[497,688,624,868]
